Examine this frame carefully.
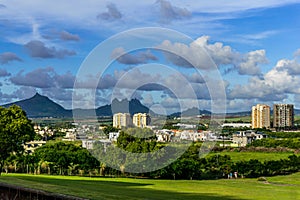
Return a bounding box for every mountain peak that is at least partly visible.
[2,93,70,118]
[33,92,42,97]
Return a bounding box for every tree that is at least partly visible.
[0,105,35,175]
[103,126,119,136]
[33,141,99,175]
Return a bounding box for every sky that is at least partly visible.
[0,0,300,114]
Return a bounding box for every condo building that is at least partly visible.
[251,104,270,129]
[133,113,150,128]
[273,104,294,128]
[113,113,132,128]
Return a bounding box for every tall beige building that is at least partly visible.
[251,104,270,129]
[133,113,150,128]
[113,113,132,128]
[273,104,294,128]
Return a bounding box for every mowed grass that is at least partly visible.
[209,151,297,162]
[0,173,299,200]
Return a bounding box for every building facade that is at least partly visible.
[132,113,150,128]
[232,131,267,147]
[113,113,132,128]
[251,104,270,129]
[273,104,294,128]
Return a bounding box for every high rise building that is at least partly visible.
[113,113,132,128]
[133,113,150,128]
[273,104,294,128]
[251,104,270,129]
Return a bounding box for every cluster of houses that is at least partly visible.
[24,121,269,153]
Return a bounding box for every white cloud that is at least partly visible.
[156,0,191,24]
[97,3,122,21]
[111,47,158,65]
[229,58,300,101]
[157,36,268,76]
[237,50,267,75]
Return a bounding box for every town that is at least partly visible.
[23,103,298,154]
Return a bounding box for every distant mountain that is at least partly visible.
[75,98,152,117]
[169,107,212,117]
[2,93,153,118]
[2,93,71,118]
[225,111,251,117]
[97,98,150,116]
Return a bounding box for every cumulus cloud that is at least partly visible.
[10,68,56,88]
[0,52,22,64]
[0,90,17,104]
[24,40,76,59]
[111,47,158,64]
[0,68,11,77]
[156,0,191,24]
[11,86,37,100]
[10,67,75,88]
[185,73,205,83]
[229,58,300,102]
[237,50,267,75]
[60,30,80,41]
[157,39,215,69]
[97,3,122,21]
[158,36,267,76]
[55,71,76,88]
[158,36,237,69]
[275,59,300,75]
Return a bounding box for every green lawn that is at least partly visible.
[209,151,296,162]
[0,173,299,200]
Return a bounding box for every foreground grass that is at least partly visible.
[0,173,299,200]
[209,151,296,162]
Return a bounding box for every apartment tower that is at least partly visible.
[113,113,132,128]
[133,113,150,128]
[273,104,294,128]
[251,104,270,129]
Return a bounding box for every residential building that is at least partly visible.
[113,113,132,128]
[273,104,294,128]
[232,131,267,147]
[109,132,120,141]
[133,113,150,128]
[251,104,270,129]
[81,139,95,150]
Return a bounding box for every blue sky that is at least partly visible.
[0,0,300,113]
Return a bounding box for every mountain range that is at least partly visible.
[2,93,151,118]
[2,93,300,118]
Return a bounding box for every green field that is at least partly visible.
[209,151,296,162]
[0,173,299,200]
[223,116,251,123]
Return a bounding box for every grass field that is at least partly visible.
[209,151,296,162]
[0,173,299,200]
[223,116,251,123]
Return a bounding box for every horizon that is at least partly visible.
[3,92,300,115]
[1,1,300,113]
